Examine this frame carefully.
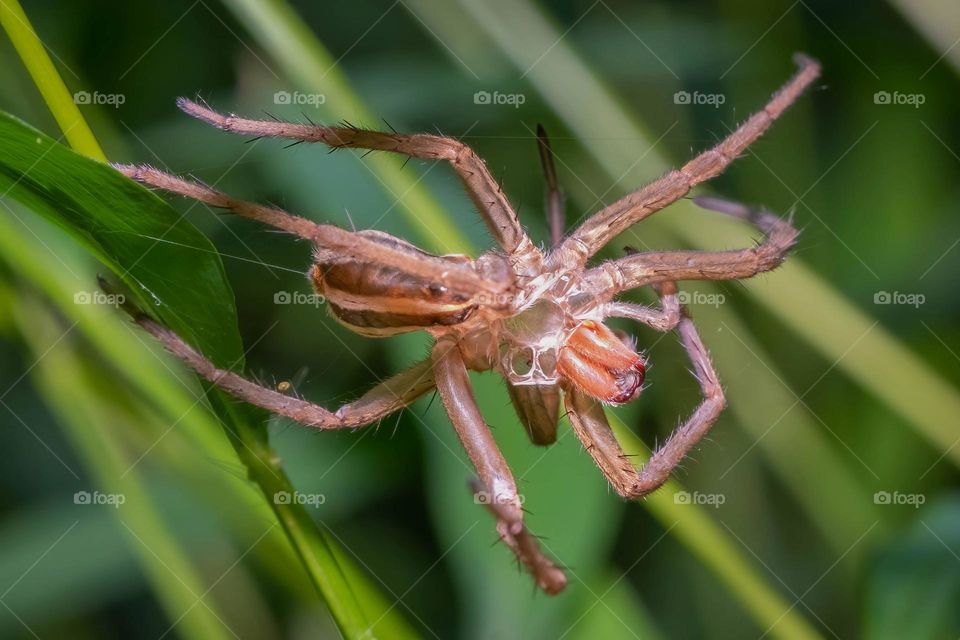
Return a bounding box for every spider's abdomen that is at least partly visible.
[310,231,483,337]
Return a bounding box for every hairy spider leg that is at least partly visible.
[550,54,819,268]
[176,98,537,258]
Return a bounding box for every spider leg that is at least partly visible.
[550,54,819,268]
[114,164,497,294]
[565,310,725,499]
[432,336,566,594]
[175,99,535,257]
[603,281,682,332]
[115,163,325,240]
[432,338,523,523]
[584,197,798,298]
[108,285,435,429]
[536,124,565,247]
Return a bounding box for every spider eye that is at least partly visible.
[557,321,646,404]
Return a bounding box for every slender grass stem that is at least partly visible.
[0,0,103,160]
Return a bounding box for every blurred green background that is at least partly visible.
[0,0,958,638]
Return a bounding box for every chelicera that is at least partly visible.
[113,55,820,595]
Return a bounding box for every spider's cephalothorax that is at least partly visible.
[113,54,819,595]
[308,228,646,405]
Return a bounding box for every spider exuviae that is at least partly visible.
[112,54,820,595]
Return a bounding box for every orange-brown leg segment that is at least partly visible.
[565,311,725,499]
[552,54,819,268]
[584,198,799,298]
[603,281,681,332]
[176,99,534,257]
[114,164,496,295]
[106,279,435,429]
[432,336,566,594]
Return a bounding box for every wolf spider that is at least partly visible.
[113,54,819,595]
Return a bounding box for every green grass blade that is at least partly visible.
[0,0,103,160]
[0,207,377,607]
[889,0,960,75]
[607,413,824,640]
[12,295,234,640]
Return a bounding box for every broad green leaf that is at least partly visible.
[0,110,241,366]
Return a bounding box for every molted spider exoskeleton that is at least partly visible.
[112,54,820,595]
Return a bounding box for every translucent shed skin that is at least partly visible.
[111,54,820,594]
